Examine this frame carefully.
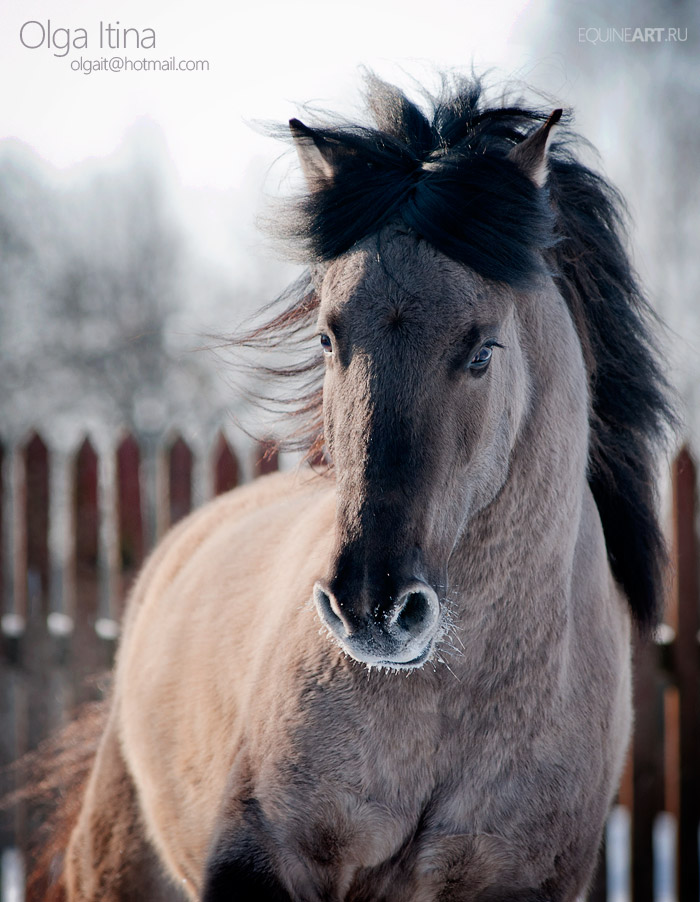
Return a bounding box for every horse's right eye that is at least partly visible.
[320,334,333,354]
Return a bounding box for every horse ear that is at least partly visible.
[289,118,339,186]
[508,108,563,188]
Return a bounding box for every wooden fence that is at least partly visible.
[0,432,698,901]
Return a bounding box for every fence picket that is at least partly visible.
[214,432,238,496]
[116,434,144,615]
[2,446,26,637]
[74,439,98,625]
[97,446,119,631]
[631,632,666,901]
[168,435,193,527]
[47,449,76,634]
[21,435,50,761]
[254,438,279,477]
[0,444,3,633]
[23,436,48,627]
[671,448,700,901]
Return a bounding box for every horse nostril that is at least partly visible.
[314,583,347,637]
[394,587,438,637]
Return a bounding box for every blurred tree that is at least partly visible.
[0,133,239,445]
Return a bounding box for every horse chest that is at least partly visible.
[224,775,548,901]
[231,697,562,899]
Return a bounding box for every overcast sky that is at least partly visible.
[1,0,563,188]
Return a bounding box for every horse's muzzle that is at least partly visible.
[313,580,440,669]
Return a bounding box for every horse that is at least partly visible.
[33,73,674,901]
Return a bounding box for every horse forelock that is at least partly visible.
[274,74,557,287]
[236,72,676,629]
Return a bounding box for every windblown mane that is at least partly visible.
[237,73,674,629]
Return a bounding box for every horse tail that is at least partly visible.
[4,696,108,902]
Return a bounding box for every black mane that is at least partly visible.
[239,74,675,630]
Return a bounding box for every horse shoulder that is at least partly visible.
[111,467,336,895]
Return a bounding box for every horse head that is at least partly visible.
[293,114,560,668]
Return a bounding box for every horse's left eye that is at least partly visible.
[320,334,333,354]
[468,345,493,372]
